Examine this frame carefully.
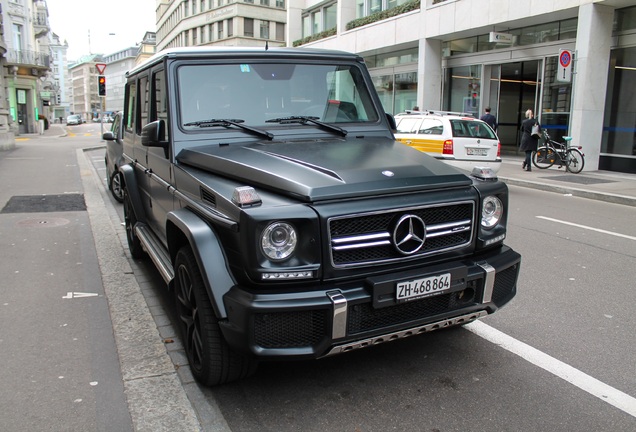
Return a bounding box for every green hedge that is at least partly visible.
[292,27,337,47]
[345,0,420,31]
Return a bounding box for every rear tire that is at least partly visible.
[532,147,555,169]
[174,246,257,386]
[565,148,585,174]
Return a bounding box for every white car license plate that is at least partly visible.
[467,148,488,156]
[396,273,451,302]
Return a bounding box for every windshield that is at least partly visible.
[178,62,379,129]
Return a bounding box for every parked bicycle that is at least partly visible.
[532,130,585,173]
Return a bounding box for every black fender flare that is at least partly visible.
[167,208,236,319]
[119,163,147,224]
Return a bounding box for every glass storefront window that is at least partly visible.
[365,48,418,68]
[373,75,394,113]
[394,72,417,114]
[443,65,481,117]
[602,47,636,158]
[541,56,572,143]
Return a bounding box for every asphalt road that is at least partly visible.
[3,123,634,431]
[86,133,636,431]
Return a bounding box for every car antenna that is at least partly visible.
[265,40,269,51]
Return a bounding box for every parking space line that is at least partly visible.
[536,216,636,241]
[466,320,636,418]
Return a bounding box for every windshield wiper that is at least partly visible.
[183,118,273,140]
[265,116,347,137]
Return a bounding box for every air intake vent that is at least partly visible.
[200,187,216,207]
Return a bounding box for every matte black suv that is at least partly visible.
[119,47,521,386]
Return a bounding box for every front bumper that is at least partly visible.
[221,245,520,359]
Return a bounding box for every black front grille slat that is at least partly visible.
[329,203,474,267]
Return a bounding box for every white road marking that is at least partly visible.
[536,216,636,241]
[466,320,636,418]
[62,292,99,299]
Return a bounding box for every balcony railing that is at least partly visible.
[5,48,50,69]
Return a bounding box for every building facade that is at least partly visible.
[2,0,52,135]
[290,0,636,174]
[48,31,69,122]
[0,2,15,149]
[68,54,103,121]
[155,0,287,51]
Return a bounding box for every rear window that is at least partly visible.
[450,120,497,139]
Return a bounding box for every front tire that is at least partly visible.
[123,190,145,259]
[174,246,257,386]
[532,147,555,169]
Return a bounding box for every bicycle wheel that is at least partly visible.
[532,146,556,169]
[565,148,585,173]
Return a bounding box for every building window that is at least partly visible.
[260,21,270,39]
[218,21,224,39]
[276,22,285,41]
[260,0,269,5]
[228,18,233,37]
[302,1,337,38]
[356,0,409,19]
[245,18,254,37]
[276,0,285,7]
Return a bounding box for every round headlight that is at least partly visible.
[481,196,503,229]
[261,222,297,261]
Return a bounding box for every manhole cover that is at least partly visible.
[16,218,70,228]
[1,194,86,214]
[541,175,616,185]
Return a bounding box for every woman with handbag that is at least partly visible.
[520,109,541,171]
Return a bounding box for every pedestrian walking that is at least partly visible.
[480,107,497,132]
[520,109,540,171]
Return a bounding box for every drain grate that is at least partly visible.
[541,175,616,185]
[1,194,86,213]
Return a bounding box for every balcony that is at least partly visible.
[5,49,50,76]
[33,11,50,38]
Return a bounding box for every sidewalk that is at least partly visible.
[497,154,636,207]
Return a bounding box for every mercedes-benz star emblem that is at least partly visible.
[392,214,426,255]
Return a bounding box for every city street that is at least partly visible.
[1,123,635,431]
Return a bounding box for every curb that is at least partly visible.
[499,176,636,207]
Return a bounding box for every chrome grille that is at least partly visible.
[329,202,474,267]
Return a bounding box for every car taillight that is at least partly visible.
[497,142,501,158]
[443,139,454,155]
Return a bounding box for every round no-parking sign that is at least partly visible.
[559,50,571,68]
[557,49,572,83]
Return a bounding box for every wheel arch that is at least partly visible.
[119,164,147,223]
[167,208,236,319]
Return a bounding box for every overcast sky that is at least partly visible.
[46,0,156,61]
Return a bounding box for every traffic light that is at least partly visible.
[98,75,106,97]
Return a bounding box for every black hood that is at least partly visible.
[176,137,472,202]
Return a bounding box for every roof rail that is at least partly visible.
[399,109,475,117]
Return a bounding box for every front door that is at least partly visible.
[16,89,28,134]
[496,60,541,150]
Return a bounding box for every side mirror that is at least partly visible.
[141,120,167,147]
[102,130,115,141]
[141,120,169,158]
[386,113,397,132]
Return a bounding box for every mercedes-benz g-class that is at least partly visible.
[119,47,521,386]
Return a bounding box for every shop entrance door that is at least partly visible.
[16,89,29,134]
[495,60,541,151]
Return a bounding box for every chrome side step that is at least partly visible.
[135,223,174,284]
[322,310,488,357]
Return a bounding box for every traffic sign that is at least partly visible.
[557,49,572,83]
[96,63,106,74]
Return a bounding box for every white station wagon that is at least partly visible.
[394,110,502,173]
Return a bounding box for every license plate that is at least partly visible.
[396,273,451,302]
[467,148,488,156]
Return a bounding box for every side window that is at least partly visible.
[139,76,150,132]
[419,118,444,135]
[124,81,137,133]
[153,70,169,139]
[395,117,421,134]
